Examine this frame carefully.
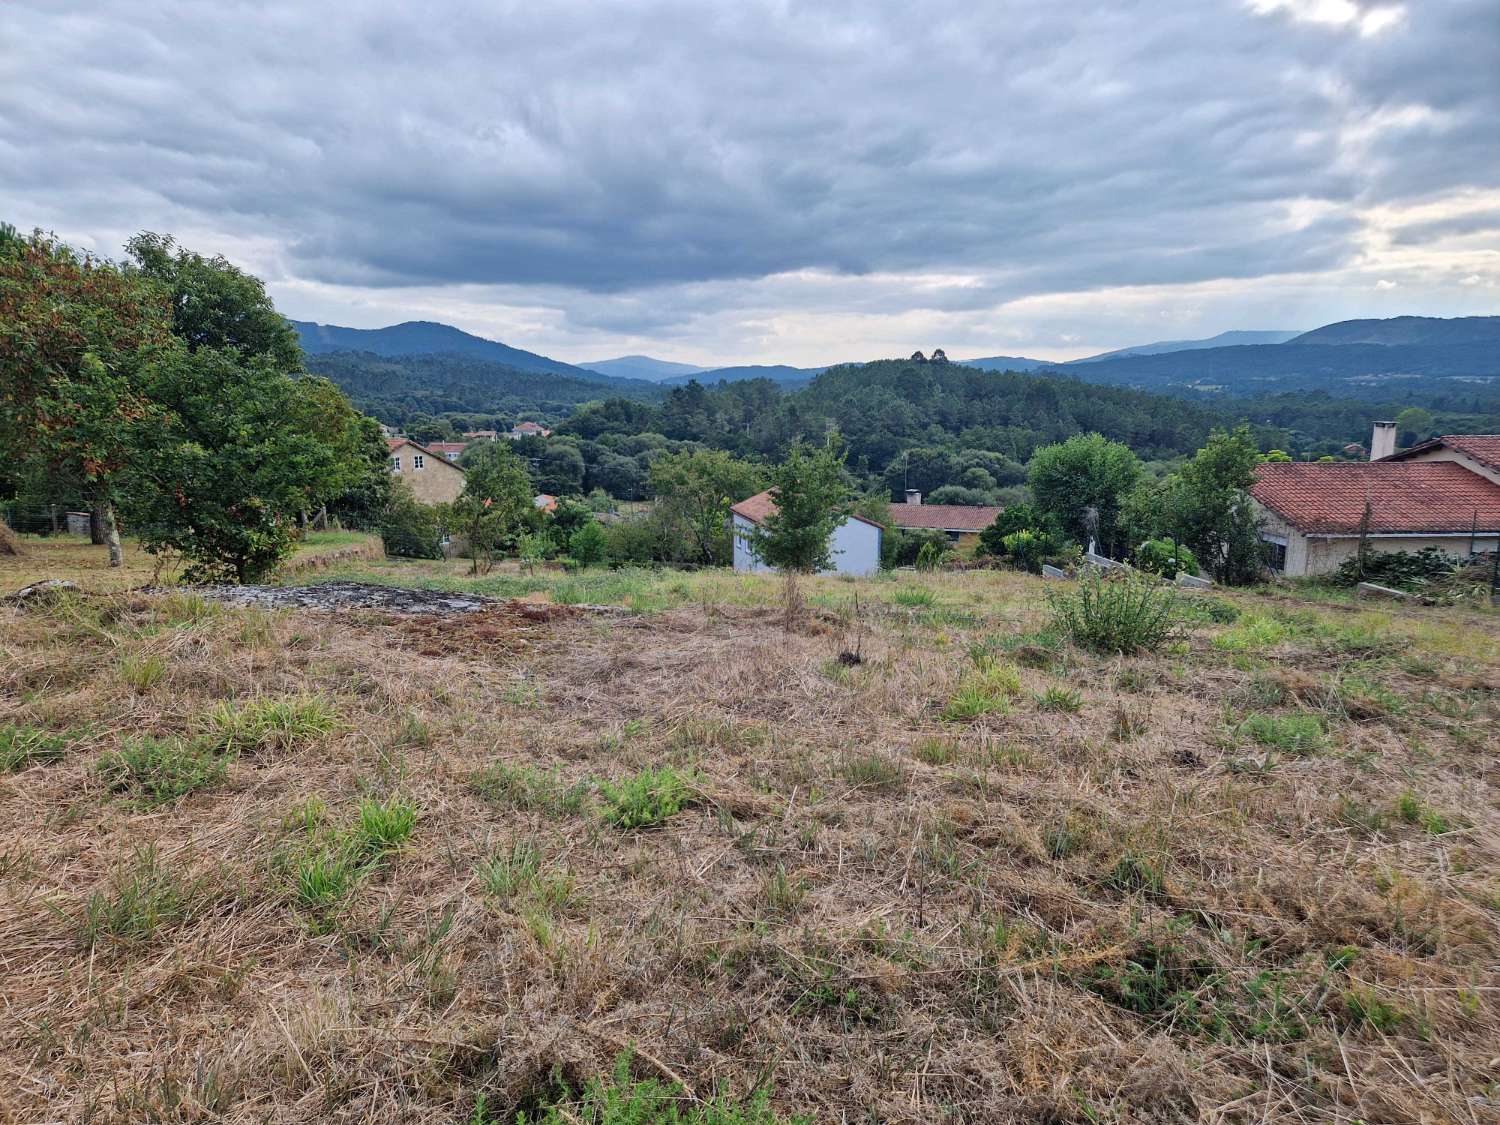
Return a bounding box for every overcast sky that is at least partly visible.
[4,0,1497,365]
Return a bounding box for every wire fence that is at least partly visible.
[0,502,98,538]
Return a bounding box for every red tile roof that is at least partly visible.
[887,504,1004,532]
[425,441,468,456]
[1383,434,1500,472]
[1250,461,1500,534]
[729,489,883,528]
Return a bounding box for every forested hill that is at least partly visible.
[1034,341,1500,402]
[1291,315,1500,347]
[565,357,1227,469]
[795,359,1222,463]
[304,350,664,429]
[289,319,591,378]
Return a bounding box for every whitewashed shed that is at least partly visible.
[728,489,883,576]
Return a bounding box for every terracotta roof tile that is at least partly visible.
[728,489,882,529]
[1384,434,1500,472]
[886,504,1003,532]
[1250,461,1500,534]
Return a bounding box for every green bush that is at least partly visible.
[380,485,444,559]
[1330,546,1462,592]
[569,519,609,567]
[1046,571,1181,654]
[999,528,1062,574]
[1135,537,1200,579]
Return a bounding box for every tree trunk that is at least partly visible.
[103,504,123,568]
[90,505,105,545]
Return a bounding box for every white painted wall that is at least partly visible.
[732,513,883,576]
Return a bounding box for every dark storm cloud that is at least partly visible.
[1,0,1496,345]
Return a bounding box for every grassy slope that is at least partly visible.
[0,531,378,592]
[0,560,1496,1122]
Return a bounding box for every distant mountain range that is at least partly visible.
[289,313,1500,420]
[581,355,710,381]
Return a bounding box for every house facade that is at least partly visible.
[729,489,883,576]
[886,490,1003,548]
[1250,459,1500,577]
[387,439,466,504]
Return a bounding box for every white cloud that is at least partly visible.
[1,0,1493,364]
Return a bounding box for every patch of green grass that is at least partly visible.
[1212,615,1293,653]
[476,839,574,909]
[471,763,590,816]
[156,591,217,626]
[294,849,361,912]
[206,694,336,755]
[97,736,228,804]
[1235,712,1326,756]
[1344,989,1407,1033]
[354,795,419,855]
[1107,852,1165,895]
[599,766,693,829]
[1393,792,1454,835]
[911,736,957,765]
[1035,685,1083,714]
[760,863,808,916]
[1177,596,1240,626]
[119,651,168,691]
[890,585,938,608]
[1335,675,1408,718]
[942,661,1022,722]
[0,722,72,771]
[839,752,905,790]
[486,1050,807,1124]
[75,845,212,949]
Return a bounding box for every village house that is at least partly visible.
[885,490,1004,548]
[424,441,467,462]
[533,494,558,513]
[387,438,466,504]
[462,429,499,442]
[1249,425,1500,577]
[729,489,883,576]
[504,422,552,440]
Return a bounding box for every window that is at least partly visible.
[390,456,402,472]
[413,454,425,470]
[1262,537,1287,572]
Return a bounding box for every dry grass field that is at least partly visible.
[1,548,1497,1122]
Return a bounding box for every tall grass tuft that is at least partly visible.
[354,794,419,855]
[207,694,337,755]
[1047,571,1180,655]
[0,722,71,771]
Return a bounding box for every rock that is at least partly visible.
[7,579,79,605]
[152,580,635,617]
[1356,581,1417,602]
[1041,564,1069,579]
[1175,572,1212,589]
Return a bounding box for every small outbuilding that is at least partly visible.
[729,490,883,577]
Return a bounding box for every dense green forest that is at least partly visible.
[310,345,1500,504]
[304,351,664,430]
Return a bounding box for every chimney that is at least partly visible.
[1369,421,1397,461]
[904,489,922,506]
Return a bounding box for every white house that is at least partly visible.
[729,489,883,576]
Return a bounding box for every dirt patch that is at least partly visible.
[400,602,584,657]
